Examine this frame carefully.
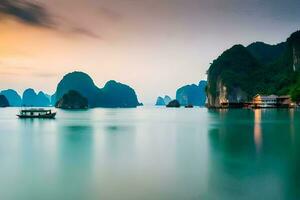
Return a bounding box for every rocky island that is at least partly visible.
[0,71,141,109]
[207,30,300,108]
[22,89,51,107]
[54,71,141,108]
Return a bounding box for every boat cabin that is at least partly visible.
[20,109,52,116]
[17,109,56,119]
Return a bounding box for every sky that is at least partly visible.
[0,0,299,103]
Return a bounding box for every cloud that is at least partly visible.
[0,0,53,27]
[70,27,101,39]
[0,0,101,39]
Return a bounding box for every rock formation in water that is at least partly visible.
[155,96,165,106]
[55,90,88,109]
[37,91,51,106]
[55,71,99,106]
[22,89,36,106]
[163,95,172,105]
[166,99,180,108]
[22,89,50,107]
[0,95,9,107]
[207,30,300,107]
[176,80,207,106]
[155,95,172,106]
[55,71,140,108]
[100,80,140,108]
[0,89,22,106]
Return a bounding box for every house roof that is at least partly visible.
[254,94,278,100]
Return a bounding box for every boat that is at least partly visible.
[17,108,56,119]
[185,104,194,108]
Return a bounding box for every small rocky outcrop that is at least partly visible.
[166,100,180,108]
[0,95,9,107]
[55,90,88,109]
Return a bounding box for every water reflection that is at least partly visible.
[207,109,300,200]
[254,109,262,153]
[289,109,295,144]
[1,108,300,200]
[56,124,95,199]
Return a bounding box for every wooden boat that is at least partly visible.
[17,108,56,119]
[185,104,194,108]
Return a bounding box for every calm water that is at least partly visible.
[0,107,299,200]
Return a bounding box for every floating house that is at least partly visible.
[252,94,278,108]
[252,94,294,108]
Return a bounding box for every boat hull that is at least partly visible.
[17,113,56,119]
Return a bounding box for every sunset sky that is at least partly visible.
[0,0,299,103]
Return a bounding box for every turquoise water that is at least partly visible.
[0,107,299,200]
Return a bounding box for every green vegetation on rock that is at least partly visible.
[207,30,300,106]
[55,90,88,109]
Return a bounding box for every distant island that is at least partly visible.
[155,95,172,106]
[54,71,141,108]
[207,30,300,108]
[2,30,300,110]
[22,89,51,107]
[0,71,141,108]
[155,80,207,107]
[0,89,51,107]
[176,81,207,107]
[0,95,9,107]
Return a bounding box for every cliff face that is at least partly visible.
[288,31,300,72]
[292,46,300,71]
[207,30,300,107]
[207,45,260,107]
[207,79,227,107]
